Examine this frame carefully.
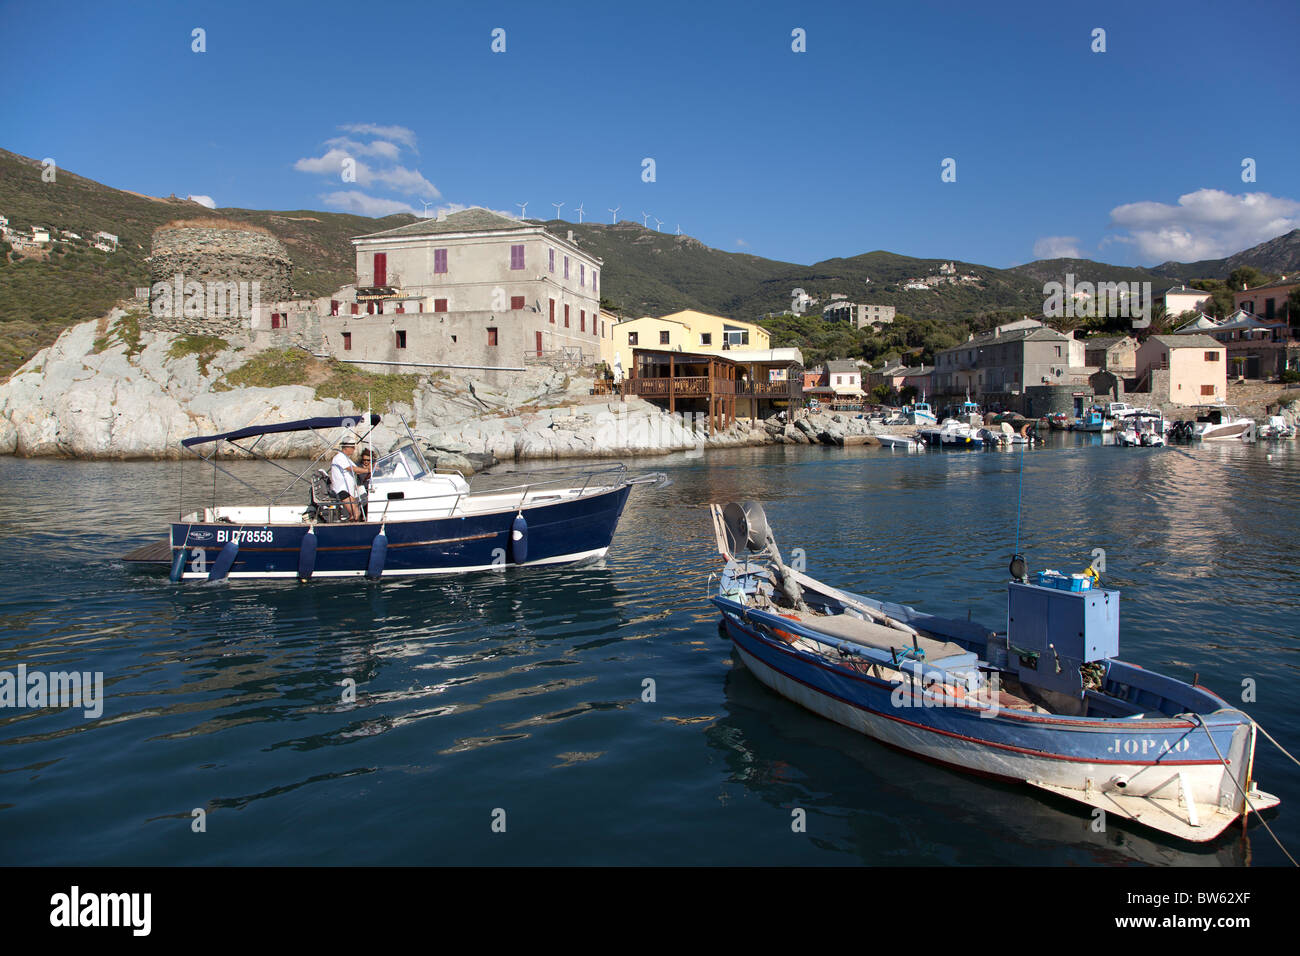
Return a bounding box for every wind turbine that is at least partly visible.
[653,217,663,232]
[552,201,565,221]
[516,201,529,220]
[641,211,650,227]
[575,203,585,223]
[420,199,435,218]
[676,224,682,235]
[608,206,620,224]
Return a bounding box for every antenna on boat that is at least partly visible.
[1011,439,1027,580]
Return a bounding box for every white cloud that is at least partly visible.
[187,194,217,209]
[325,136,402,160]
[735,238,749,247]
[319,191,418,217]
[339,123,418,151]
[294,149,438,197]
[1032,235,1083,259]
[369,165,439,196]
[1106,189,1300,262]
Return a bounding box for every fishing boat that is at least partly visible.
[708,501,1282,842]
[124,414,665,581]
[902,398,938,426]
[1075,407,1114,433]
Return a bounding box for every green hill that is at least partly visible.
[3,146,1297,379]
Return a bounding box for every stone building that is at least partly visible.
[323,208,609,370]
[1083,335,1138,374]
[822,301,896,329]
[934,322,1095,413]
[143,219,293,335]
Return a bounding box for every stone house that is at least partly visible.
[935,323,1091,412]
[1083,335,1138,374]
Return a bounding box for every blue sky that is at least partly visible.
[2,0,1297,269]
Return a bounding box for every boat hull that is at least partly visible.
[171,483,633,579]
[720,609,1267,841]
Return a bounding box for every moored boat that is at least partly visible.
[1192,405,1254,441]
[708,501,1282,842]
[125,415,665,581]
[918,418,983,447]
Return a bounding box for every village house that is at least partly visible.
[315,207,612,370]
[1083,335,1138,374]
[1156,284,1211,318]
[1234,276,1299,323]
[1134,334,1226,405]
[825,359,863,400]
[609,310,769,373]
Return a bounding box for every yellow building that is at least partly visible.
[610,310,770,372]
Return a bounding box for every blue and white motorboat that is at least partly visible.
[903,400,937,426]
[708,502,1281,842]
[917,418,983,447]
[136,415,664,581]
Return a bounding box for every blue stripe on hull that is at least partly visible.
[172,484,632,578]
[721,613,1243,768]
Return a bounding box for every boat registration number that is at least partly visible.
[1106,737,1191,756]
[216,529,274,544]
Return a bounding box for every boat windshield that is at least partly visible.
[372,443,429,481]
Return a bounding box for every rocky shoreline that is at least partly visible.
[0,314,895,470]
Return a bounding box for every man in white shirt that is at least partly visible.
[330,440,363,521]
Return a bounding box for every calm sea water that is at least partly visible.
[1,435,1298,866]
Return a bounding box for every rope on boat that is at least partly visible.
[1254,721,1300,772]
[1190,714,1296,866]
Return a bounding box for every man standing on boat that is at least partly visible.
[331,439,364,521]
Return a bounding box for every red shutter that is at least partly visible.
[434,298,448,313]
[535,331,543,357]
[549,299,555,323]
[373,253,387,286]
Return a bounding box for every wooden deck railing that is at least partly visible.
[629,378,800,398]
